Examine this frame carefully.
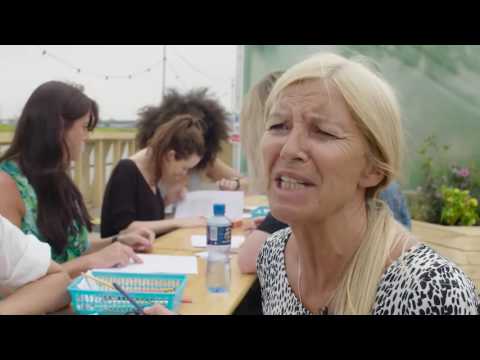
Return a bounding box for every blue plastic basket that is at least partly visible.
[68,272,187,315]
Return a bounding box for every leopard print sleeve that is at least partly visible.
[373,244,479,315]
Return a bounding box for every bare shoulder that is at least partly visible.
[0,171,19,193]
[0,171,25,223]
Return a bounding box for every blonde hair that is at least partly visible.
[240,71,283,194]
[265,53,410,314]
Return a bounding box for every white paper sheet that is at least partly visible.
[191,235,245,249]
[77,276,101,290]
[174,191,244,220]
[92,254,198,275]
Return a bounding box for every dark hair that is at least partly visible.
[0,81,98,254]
[149,115,205,182]
[136,88,229,170]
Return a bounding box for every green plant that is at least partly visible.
[414,134,480,226]
[415,135,450,223]
[440,187,479,226]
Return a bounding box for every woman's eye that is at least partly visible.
[314,128,336,138]
[268,123,287,131]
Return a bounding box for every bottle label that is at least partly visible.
[207,225,231,246]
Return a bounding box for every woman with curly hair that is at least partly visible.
[135,88,248,195]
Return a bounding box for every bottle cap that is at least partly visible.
[213,203,226,216]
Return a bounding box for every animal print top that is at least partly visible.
[257,228,480,315]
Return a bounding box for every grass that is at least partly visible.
[0,124,14,132]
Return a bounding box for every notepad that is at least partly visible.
[92,254,198,275]
[191,235,245,249]
[174,191,244,220]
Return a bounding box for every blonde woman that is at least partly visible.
[240,71,284,195]
[238,72,412,275]
[257,53,479,315]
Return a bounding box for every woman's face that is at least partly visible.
[65,112,90,163]
[261,79,383,225]
[161,151,202,185]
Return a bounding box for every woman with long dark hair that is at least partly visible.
[0,81,154,278]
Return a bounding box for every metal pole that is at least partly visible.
[230,78,235,113]
[162,45,167,97]
[233,45,245,173]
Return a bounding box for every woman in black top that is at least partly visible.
[101,115,207,238]
[136,88,248,193]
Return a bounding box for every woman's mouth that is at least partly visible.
[276,175,314,190]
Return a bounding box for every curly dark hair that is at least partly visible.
[136,88,230,170]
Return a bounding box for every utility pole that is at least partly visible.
[232,45,245,173]
[162,45,167,97]
[230,78,235,113]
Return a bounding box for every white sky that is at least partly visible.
[0,45,237,120]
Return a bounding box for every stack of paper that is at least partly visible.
[92,254,198,275]
[174,191,244,220]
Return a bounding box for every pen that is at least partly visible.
[82,272,116,290]
[112,282,146,315]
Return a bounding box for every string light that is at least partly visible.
[167,62,187,88]
[170,47,230,84]
[33,45,236,111]
[35,46,166,81]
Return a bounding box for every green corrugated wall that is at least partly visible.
[241,45,480,189]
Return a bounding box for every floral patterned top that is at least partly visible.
[0,160,90,263]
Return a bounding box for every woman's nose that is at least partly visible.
[279,128,308,162]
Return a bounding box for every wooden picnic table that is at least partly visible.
[152,195,268,315]
[55,195,268,315]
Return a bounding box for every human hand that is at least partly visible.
[143,304,176,315]
[217,178,240,191]
[176,216,207,229]
[118,226,155,252]
[90,242,143,269]
[242,217,265,236]
[164,181,188,205]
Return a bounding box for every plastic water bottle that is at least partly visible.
[206,203,232,293]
